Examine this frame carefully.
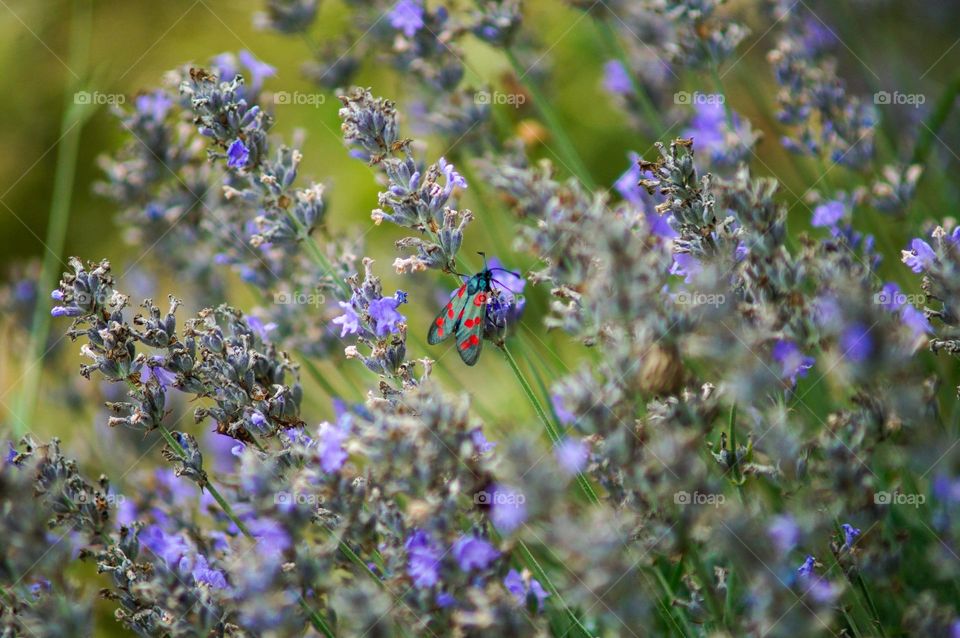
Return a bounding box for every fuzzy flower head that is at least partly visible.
[771,340,814,386]
[477,258,525,340]
[452,535,499,572]
[839,323,873,363]
[332,301,360,338]
[901,238,936,273]
[811,199,847,228]
[768,515,800,554]
[405,530,442,588]
[555,438,588,475]
[504,569,549,611]
[388,0,424,37]
[368,293,406,337]
[316,420,349,473]
[489,484,527,533]
[602,60,632,96]
[227,139,250,169]
[840,523,861,549]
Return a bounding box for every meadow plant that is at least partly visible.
[4,1,960,637]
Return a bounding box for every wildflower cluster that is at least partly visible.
[5,1,960,637]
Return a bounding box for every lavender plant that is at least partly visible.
[5,1,960,637]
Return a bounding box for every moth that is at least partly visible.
[427,254,521,366]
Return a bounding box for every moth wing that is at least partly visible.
[455,289,488,366]
[427,284,468,345]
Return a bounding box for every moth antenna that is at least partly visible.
[490,277,523,294]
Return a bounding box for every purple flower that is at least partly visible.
[796,554,816,579]
[405,530,443,588]
[877,282,902,310]
[841,523,861,548]
[615,152,645,204]
[139,360,178,388]
[682,101,742,162]
[246,315,277,342]
[452,535,499,572]
[248,410,268,432]
[470,428,496,453]
[901,238,936,273]
[933,475,960,503]
[839,323,873,363]
[238,50,276,91]
[438,157,467,190]
[5,441,17,464]
[899,304,932,339]
[796,557,839,603]
[504,569,549,611]
[368,296,405,337]
[490,484,527,533]
[51,305,81,318]
[188,554,228,589]
[332,301,360,338]
[389,0,424,37]
[227,138,250,169]
[28,578,51,599]
[140,525,191,569]
[602,60,632,96]
[248,518,291,556]
[771,340,814,386]
[670,253,701,283]
[811,200,846,228]
[555,438,588,475]
[316,421,348,473]
[768,515,799,554]
[135,90,173,121]
[436,592,456,608]
[551,394,576,425]
[812,295,842,330]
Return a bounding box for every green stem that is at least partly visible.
[298,598,336,638]
[503,48,597,190]
[728,403,745,496]
[287,211,351,298]
[650,564,696,636]
[514,539,592,637]
[500,343,600,505]
[13,0,92,435]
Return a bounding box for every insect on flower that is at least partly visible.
[427,253,520,366]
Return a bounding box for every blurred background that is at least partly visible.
[1,3,960,631]
[3,0,960,447]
